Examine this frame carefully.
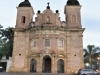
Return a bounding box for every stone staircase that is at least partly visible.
[0,73,74,75]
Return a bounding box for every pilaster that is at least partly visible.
[36,57,42,73]
[52,56,55,74]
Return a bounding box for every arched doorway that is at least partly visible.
[42,55,51,73]
[57,59,64,73]
[30,59,36,72]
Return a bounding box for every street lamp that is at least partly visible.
[85,63,90,68]
[0,66,3,72]
[0,66,3,69]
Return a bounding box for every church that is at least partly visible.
[9,0,85,74]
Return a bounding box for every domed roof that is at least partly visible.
[18,0,31,7]
[66,0,80,5]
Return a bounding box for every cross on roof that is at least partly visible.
[47,2,50,6]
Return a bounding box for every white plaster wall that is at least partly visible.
[6,57,12,72]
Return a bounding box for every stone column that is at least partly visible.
[36,57,42,73]
[39,57,43,73]
[27,58,31,73]
[51,56,55,74]
[64,57,67,73]
[54,57,57,73]
[66,32,71,74]
[79,34,84,68]
[66,32,70,53]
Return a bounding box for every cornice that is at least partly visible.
[13,26,85,33]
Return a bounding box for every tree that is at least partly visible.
[0,26,14,59]
[0,25,4,59]
[3,27,14,57]
[84,45,100,69]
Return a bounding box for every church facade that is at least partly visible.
[9,0,85,74]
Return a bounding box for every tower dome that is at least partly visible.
[66,0,80,5]
[18,0,31,7]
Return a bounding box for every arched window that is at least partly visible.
[46,16,50,23]
[22,16,26,23]
[57,59,64,73]
[72,15,77,23]
[30,59,36,72]
[31,40,37,48]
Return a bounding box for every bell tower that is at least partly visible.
[9,0,35,73]
[64,0,82,28]
[64,0,85,73]
[16,0,34,28]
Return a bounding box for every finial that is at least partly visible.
[47,2,50,6]
[37,10,41,14]
[56,10,59,13]
[47,2,50,9]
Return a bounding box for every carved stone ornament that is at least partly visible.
[45,47,49,54]
[27,53,38,58]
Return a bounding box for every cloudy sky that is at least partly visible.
[0,0,100,48]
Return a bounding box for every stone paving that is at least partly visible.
[0,73,74,75]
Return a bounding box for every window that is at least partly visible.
[58,39,64,47]
[46,16,50,23]
[22,16,26,23]
[45,39,50,47]
[72,15,77,23]
[31,40,37,48]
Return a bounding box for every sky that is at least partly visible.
[0,0,100,48]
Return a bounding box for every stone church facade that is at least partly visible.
[9,0,85,74]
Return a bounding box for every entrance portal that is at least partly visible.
[30,59,36,72]
[43,55,51,73]
[57,59,64,73]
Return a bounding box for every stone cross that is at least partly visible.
[47,2,50,6]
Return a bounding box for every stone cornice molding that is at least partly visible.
[29,26,85,32]
[13,27,85,33]
[12,28,26,32]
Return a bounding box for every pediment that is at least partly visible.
[56,54,67,58]
[43,9,53,15]
[27,53,38,58]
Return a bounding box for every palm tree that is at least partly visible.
[84,45,100,69]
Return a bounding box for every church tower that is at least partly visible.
[64,0,82,28]
[16,0,34,28]
[64,0,85,73]
[9,0,35,72]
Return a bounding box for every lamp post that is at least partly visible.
[85,63,90,68]
[0,66,3,72]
